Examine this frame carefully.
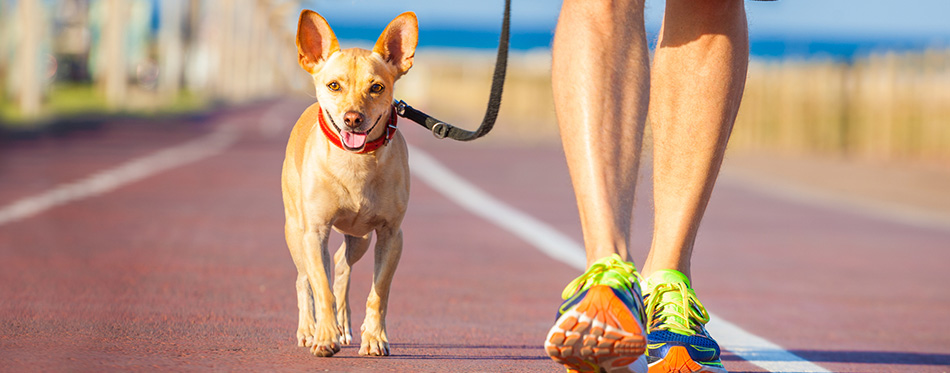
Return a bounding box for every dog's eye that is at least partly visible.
[327,82,341,92]
[370,83,384,93]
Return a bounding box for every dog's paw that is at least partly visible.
[358,327,390,356]
[297,326,314,347]
[340,331,353,345]
[297,332,308,347]
[309,322,342,357]
[336,312,353,345]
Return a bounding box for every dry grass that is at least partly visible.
[396,48,950,162]
[396,50,559,145]
[733,49,950,163]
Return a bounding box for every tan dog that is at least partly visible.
[281,10,417,357]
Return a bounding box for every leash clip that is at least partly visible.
[393,100,408,117]
[431,122,450,139]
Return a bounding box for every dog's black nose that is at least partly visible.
[343,111,364,128]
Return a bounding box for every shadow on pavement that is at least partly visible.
[329,343,550,361]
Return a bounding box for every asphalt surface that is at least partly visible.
[1,99,948,372]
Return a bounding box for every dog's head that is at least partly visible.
[296,10,418,152]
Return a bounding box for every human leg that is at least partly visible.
[552,0,650,267]
[545,0,651,371]
[643,0,749,280]
[642,1,748,372]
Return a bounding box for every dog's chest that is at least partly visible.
[325,162,407,236]
[330,183,397,236]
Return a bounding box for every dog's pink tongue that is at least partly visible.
[342,131,368,149]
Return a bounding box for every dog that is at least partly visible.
[281,10,417,357]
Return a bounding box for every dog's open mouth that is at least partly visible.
[340,130,368,150]
[323,108,382,152]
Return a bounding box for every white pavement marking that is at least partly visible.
[0,126,240,228]
[259,100,301,139]
[707,317,832,373]
[408,145,832,373]
[407,144,586,267]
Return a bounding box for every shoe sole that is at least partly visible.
[545,285,647,373]
[647,346,728,373]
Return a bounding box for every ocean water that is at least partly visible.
[333,24,948,62]
[333,25,556,51]
[747,37,949,61]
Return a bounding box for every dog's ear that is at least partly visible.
[296,10,340,75]
[373,12,418,76]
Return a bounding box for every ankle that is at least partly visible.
[641,258,691,280]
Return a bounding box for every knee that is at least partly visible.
[661,0,747,44]
[561,0,645,19]
[666,0,745,21]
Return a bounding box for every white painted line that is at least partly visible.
[259,100,302,139]
[0,126,240,227]
[707,317,832,373]
[408,144,832,373]
[407,144,586,267]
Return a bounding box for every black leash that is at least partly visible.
[394,0,510,141]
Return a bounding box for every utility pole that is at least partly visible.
[16,0,43,119]
[215,0,235,102]
[101,0,127,109]
[159,0,186,102]
[0,0,7,105]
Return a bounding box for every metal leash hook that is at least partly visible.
[391,0,510,142]
[393,100,408,116]
[393,99,453,139]
[431,122,449,139]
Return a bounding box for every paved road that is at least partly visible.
[1,99,948,372]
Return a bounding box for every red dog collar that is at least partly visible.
[317,104,398,154]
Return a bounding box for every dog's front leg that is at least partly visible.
[359,227,403,356]
[333,233,372,346]
[294,272,315,347]
[286,220,317,348]
[301,226,342,357]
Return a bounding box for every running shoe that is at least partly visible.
[643,270,727,373]
[544,254,648,373]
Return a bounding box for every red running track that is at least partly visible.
[0,99,948,372]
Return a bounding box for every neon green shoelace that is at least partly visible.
[645,282,710,336]
[561,254,638,300]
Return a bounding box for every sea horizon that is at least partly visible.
[331,24,950,62]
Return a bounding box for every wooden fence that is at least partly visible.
[732,49,950,163]
[410,48,950,162]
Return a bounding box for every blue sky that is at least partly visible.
[303,0,950,41]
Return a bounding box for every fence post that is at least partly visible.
[159,0,186,102]
[16,0,43,119]
[101,0,127,109]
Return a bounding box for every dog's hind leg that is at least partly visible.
[359,227,403,356]
[294,273,316,347]
[333,233,372,345]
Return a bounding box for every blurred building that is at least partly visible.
[0,0,302,123]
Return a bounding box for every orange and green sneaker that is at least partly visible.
[643,270,727,373]
[544,254,648,373]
